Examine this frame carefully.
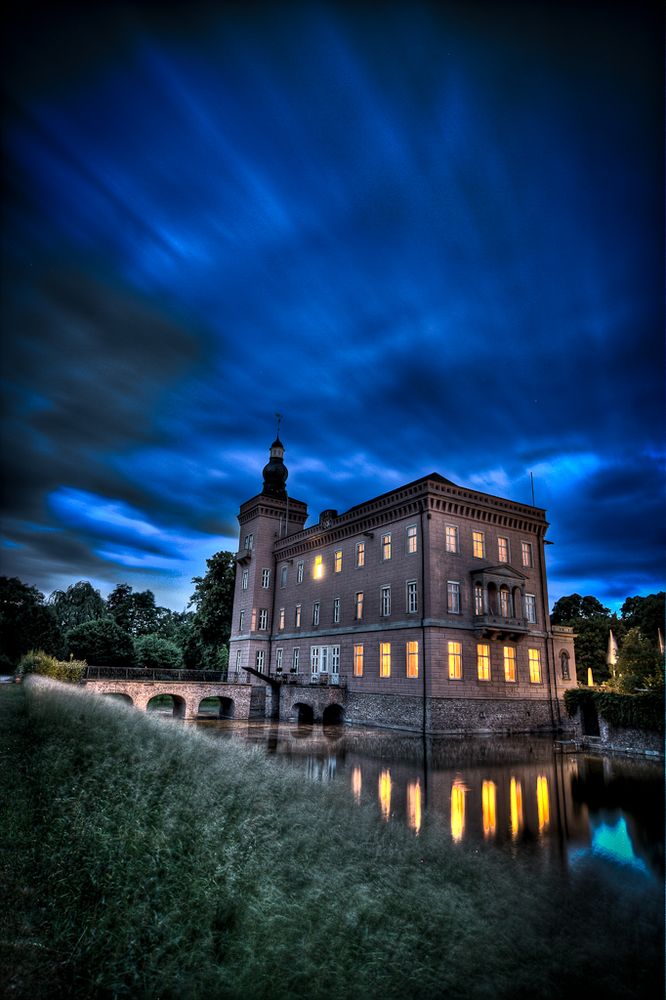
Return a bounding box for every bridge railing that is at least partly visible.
[84,666,230,683]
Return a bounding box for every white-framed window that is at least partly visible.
[521,541,533,568]
[313,555,323,579]
[239,609,245,632]
[504,646,516,682]
[356,541,365,567]
[258,609,268,630]
[255,649,265,671]
[382,533,392,560]
[241,569,249,590]
[525,594,537,624]
[381,585,391,617]
[529,648,542,683]
[297,561,304,584]
[250,608,257,630]
[292,648,300,672]
[295,604,302,628]
[311,645,340,677]
[333,597,341,623]
[498,537,509,563]
[477,643,491,681]
[406,640,418,678]
[353,644,364,677]
[447,581,461,614]
[235,649,242,671]
[407,580,418,614]
[355,592,364,620]
[472,530,485,559]
[278,608,285,630]
[406,524,417,554]
[445,524,459,553]
[244,533,254,551]
[448,641,462,680]
[379,642,391,677]
[312,601,320,626]
[310,646,320,674]
[474,582,484,616]
[331,646,340,676]
[275,648,283,671]
[280,565,288,588]
[261,568,271,589]
[334,550,342,573]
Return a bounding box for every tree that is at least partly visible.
[620,593,665,651]
[106,584,159,636]
[133,634,184,671]
[0,576,64,664]
[187,551,236,669]
[551,593,610,625]
[614,627,663,692]
[66,618,134,667]
[550,593,615,685]
[48,581,106,631]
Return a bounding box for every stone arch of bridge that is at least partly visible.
[293,702,314,724]
[198,695,235,719]
[146,693,186,719]
[322,703,345,726]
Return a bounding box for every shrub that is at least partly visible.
[66,618,135,667]
[564,687,664,734]
[18,649,87,683]
[133,634,184,671]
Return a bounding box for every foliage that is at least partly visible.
[133,634,184,671]
[48,581,106,632]
[106,583,160,636]
[18,649,87,683]
[550,592,618,685]
[0,576,64,664]
[187,551,236,668]
[620,593,665,651]
[613,627,663,693]
[564,687,664,735]
[551,593,610,624]
[2,681,661,1000]
[66,618,135,667]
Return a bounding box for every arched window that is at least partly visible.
[560,651,570,680]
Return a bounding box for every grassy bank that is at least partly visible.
[1,681,662,1000]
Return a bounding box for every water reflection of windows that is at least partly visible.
[351,765,362,803]
[407,779,422,833]
[451,780,466,842]
[379,769,392,821]
[510,777,523,839]
[482,780,497,839]
[537,775,550,833]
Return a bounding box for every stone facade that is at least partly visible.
[228,438,578,735]
[84,678,254,721]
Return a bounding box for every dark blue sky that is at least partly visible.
[2,1,663,611]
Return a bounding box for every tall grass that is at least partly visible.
[1,680,662,1000]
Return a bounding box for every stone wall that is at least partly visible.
[594,718,663,757]
[84,679,254,721]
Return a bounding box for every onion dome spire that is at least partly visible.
[261,418,288,499]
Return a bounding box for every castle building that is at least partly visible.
[228,437,577,734]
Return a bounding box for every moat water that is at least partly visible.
[194,717,664,886]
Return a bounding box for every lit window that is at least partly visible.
[472,530,485,559]
[560,651,570,680]
[521,541,533,568]
[510,778,523,839]
[250,609,257,631]
[445,524,459,553]
[244,533,254,551]
[333,597,340,623]
[259,609,268,630]
[447,581,461,614]
[255,649,265,671]
[312,601,320,626]
[310,646,320,675]
[275,648,283,671]
[474,582,484,615]
[381,585,391,617]
[297,561,304,584]
[498,537,509,563]
[451,780,466,842]
[278,608,285,630]
[241,569,249,590]
[334,550,342,573]
[499,586,511,618]
[353,644,364,677]
[537,775,550,832]
[504,646,516,682]
[406,525,417,554]
[379,769,392,821]
[448,641,462,680]
[355,592,364,620]
[280,565,288,588]
[380,642,391,677]
[528,648,542,683]
[407,580,418,614]
[525,594,537,624]
[477,643,490,681]
[295,604,302,628]
[406,640,419,678]
[313,555,323,579]
[407,779,422,833]
[292,648,300,672]
[382,533,392,560]
[261,568,271,589]
[482,781,497,839]
[356,541,365,567]
[239,610,245,632]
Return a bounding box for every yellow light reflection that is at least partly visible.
[313,555,323,579]
[351,765,362,804]
[482,780,497,839]
[451,780,466,842]
[407,779,422,834]
[378,769,392,821]
[510,777,523,839]
[537,775,550,833]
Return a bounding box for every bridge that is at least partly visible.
[82,666,347,724]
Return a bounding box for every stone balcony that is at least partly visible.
[473,613,529,641]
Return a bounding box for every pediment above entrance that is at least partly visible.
[470,564,528,582]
